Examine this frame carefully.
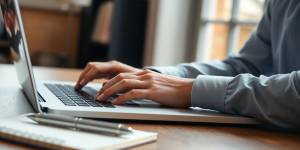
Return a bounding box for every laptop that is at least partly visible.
[0,0,259,124]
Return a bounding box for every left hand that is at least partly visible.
[95,70,194,108]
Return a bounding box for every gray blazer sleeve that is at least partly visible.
[148,1,300,129]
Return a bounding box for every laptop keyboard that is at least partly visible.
[44,83,115,108]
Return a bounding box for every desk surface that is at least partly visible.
[0,64,299,150]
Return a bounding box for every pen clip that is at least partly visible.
[74,117,81,130]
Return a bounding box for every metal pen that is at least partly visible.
[27,113,133,136]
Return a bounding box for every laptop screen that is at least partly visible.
[0,0,41,112]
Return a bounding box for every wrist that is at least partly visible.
[185,79,194,107]
[178,78,194,108]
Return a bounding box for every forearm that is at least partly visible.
[191,71,300,129]
[147,60,246,78]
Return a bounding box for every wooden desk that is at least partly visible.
[0,64,299,150]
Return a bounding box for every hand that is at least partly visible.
[75,61,141,90]
[96,70,194,108]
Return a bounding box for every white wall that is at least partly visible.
[151,0,192,66]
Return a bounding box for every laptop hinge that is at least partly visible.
[41,106,48,112]
[38,93,48,112]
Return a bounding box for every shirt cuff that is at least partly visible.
[145,66,187,77]
[191,75,233,112]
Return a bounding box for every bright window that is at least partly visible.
[196,0,265,61]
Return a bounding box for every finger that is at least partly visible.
[133,69,153,76]
[77,68,99,90]
[111,89,148,105]
[76,62,116,90]
[75,64,92,90]
[96,70,148,98]
[96,79,146,101]
[95,81,107,98]
[99,73,139,94]
[96,70,152,98]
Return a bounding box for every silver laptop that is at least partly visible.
[1,0,258,124]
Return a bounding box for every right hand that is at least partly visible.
[75,61,141,90]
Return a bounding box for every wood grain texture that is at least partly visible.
[0,64,299,150]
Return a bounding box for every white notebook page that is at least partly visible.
[0,115,157,149]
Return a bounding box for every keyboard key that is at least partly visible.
[74,101,87,104]
[73,101,88,104]
[77,103,89,107]
[63,102,76,106]
[60,99,72,102]
[89,103,102,107]
[100,102,115,108]
[86,101,102,107]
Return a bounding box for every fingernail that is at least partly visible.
[80,79,85,85]
[94,93,99,99]
[112,99,119,105]
[97,94,104,101]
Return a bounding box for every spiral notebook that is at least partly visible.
[0,114,157,149]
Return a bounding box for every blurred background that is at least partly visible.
[0,0,265,68]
